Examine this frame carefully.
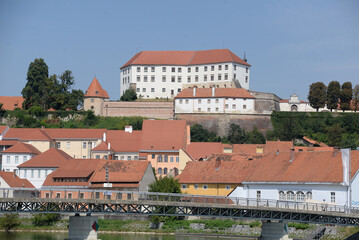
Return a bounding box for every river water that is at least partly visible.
[0,231,256,239]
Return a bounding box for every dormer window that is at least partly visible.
[95,91,99,95]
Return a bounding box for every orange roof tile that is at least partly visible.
[48,159,100,179]
[265,141,293,153]
[175,88,254,99]
[294,146,334,152]
[17,148,72,168]
[45,128,106,139]
[140,120,187,151]
[0,125,8,134]
[0,140,17,147]
[186,142,222,161]
[106,130,142,152]
[92,141,113,152]
[84,77,109,99]
[3,128,39,140]
[121,49,250,68]
[303,136,328,147]
[0,171,34,188]
[20,129,52,141]
[0,97,24,110]
[90,160,150,183]
[1,142,41,154]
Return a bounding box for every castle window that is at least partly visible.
[144,67,148,72]
[232,104,236,109]
[164,155,168,162]
[179,100,183,104]
[287,191,294,201]
[218,65,222,70]
[178,88,181,93]
[172,67,175,72]
[151,76,155,82]
[307,191,312,199]
[225,65,228,70]
[207,99,211,103]
[195,75,198,82]
[144,76,148,82]
[194,184,198,189]
[187,67,191,73]
[234,65,237,70]
[331,192,335,203]
[91,98,94,103]
[246,68,248,73]
[203,185,208,190]
[243,105,247,109]
[151,88,155,92]
[158,168,162,174]
[224,74,228,80]
[164,167,168,174]
[215,107,219,112]
[211,75,214,81]
[178,76,182,82]
[171,76,175,82]
[142,88,146,92]
[151,67,155,72]
[137,67,140,72]
[225,104,228,109]
[233,73,236,79]
[182,184,187,189]
[158,155,162,162]
[185,99,189,104]
[91,106,94,110]
[195,67,199,72]
[95,91,99,95]
[162,67,166,72]
[211,66,215,71]
[279,191,286,200]
[207,108,210,112]
[218,74,221,80]
[204,66,208,71]
[204,75,207,81]
[245,76,248,83]
[187,76,191,83]
[178,67,182,73]
[198,108,201,111]
[198,99,201,104]
[137,76,140,82]
[297,191,305,201]
[136,88,140,92]
[162,76,166,82]
[162,88,166,92]
[215,99,219,103]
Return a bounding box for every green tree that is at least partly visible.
[22,58,49,109]
[340,82,353,112]
[308,82,327,111]
[120,89,137,101]
[326,81,340,111]
[227,123,247,144]
[83,111,99,127]
[148,176,181,193]
[327,125,342,147]
[247,127,266,144]
[0,103,6,118]
[32,213,60,226]
[0,213,20,232]
[352,84,359,112]
[190,124,221,142]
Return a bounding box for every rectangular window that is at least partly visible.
[151,75,155,82]
[45,170,48,177]
[144,67,148,72]
[225,65,228,70]
[127,156,131,160]
[215,99,219,103]
[187,67,191,73]
[234,65,237,70]
[83,142,87,149]
[82,156,86,159]
[234,73,236,79]
[45,193,50,198]
[142,88,146,92]
[56,142,61,148]
[162,76,166,82]
[144,76,148,82]
[171,76,175,82]
[152,154,156,159]
[171,67,175,72]
[243,105,247,109]
[215,107,219,112]
[151,67,155,72]
[225,104,228,109]
[204,66,208,71]
[218,74,221,80]
[207,108,210,112]
[136,88,140,92]
[79,193,84,199]
[225,185,231,190]
[177,76,182,82]
[182,184,187,189]
[195,67,199,72]
[151,88,155,92]
[187,76,191,83]
[137,67,140,72]
[194,184,198,189]
[246,67,248,73]
[15,156,19,164]
[207,99,211,103]
[137,76,140,82]
[176,157,179,162]
[211,75,214,81]
[218,65,222,70]
[95,192,100,199]
[198,107,201,111]
[224,74,228,80]
[257,191,261,200]
[162,67,166,72]
[127,193,132,200]
[6,156,10,164]
[66,142,71,149]
[198,99,202,104]
[211,65,215,71]
[56,193,61,198]
[178,88,181,93]
[203,185,208,190]
[245,76,248,83]
[232,104,236,109]
[204,75,207,81]
[185,99,189,104]
[179,99,183,104]
[162,88,166,92]
[195,75,198,82]
[170,157,174,162]
[331,192,335,203]
[68,193,72,199]
[178,67,182,73]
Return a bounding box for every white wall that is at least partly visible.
[351,172,359,207]
[1,153,34,173]
[121,62,250,99]
[18,168,56,188]
[229,183,349,205]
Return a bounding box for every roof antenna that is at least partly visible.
[243,51,247,62]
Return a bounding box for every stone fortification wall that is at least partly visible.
[102,101,174,119]
[175,113,273,137]
[250,91,281,114]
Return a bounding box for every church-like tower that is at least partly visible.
[83,77,109,116]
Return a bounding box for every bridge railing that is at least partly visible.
[1,187,359,214]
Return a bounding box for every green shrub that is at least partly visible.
[288,222,310,229]
[0,213,20,232]
[32,213,60,226]
[249,220,261,228]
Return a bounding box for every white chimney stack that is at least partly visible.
[193,87,196,96]
[125,126,133,133]
[108,143,111,150]
[212,86,215,97]
[103,132,106,142]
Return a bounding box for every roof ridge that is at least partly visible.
[187,50,197,65]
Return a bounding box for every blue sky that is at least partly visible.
[0,0,358,100]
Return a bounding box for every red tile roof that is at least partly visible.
[0,171,34,188]
[0,125,8,134]
[3,128,39,140]
[0,97,24,110]
[0,140,17,147]
[17,148,72,168]
[186,142,222,161]
[303,136,329,147]
[45,128,106,139]
[90,160,150,183]
[121,49,250,68]
[140,120,187,151]
[84,77,109,99]
[175,88,254,99]
[294,146,334,152]
[105,130,142,152]
[20,129,52,141]
[1,142,41,154]
[48,159,100,179]
[92,141,113,152]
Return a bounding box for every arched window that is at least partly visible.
[157,155,162,162]
[287,191,294,201]
[158,168,162,175]
[279,191,286,200]
[164,167,168,174]
[164,155,168,162]
[173,168,179,176]
[306,191,312,200]
[297,191,305,202]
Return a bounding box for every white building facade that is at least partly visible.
[175,87,255,114]
[280,94,329,112]
[18,167,56,188]
[120,49,251,99]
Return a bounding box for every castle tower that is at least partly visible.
[84,77,109,116]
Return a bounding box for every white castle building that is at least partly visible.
[120,49,250,99]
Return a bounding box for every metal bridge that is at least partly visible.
[1,188,359,226]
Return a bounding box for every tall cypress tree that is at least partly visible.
[354,84,359,112]
[340,82,353,112]
[326,81,340,111]
[21,58,49,110]
[308,82,326,112]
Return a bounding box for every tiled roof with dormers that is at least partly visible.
[1,142,41,155]
[84,77,109,99]
[0,97,24,110]
[0,171,34,188]
[121,49,250,68]
[175,88,254,99]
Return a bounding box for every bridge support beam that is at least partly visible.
[65,214,100,240]
[259,221,292,240]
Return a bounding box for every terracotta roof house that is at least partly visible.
[1,142,41,173]
[0,171,35,197]
[17,148,73,188]
[0,96,24,110]
[83,77,109,116]
[120,49,251,99]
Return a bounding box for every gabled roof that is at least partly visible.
[121,49,250,68]
[17,148,72,168]
[20,129,52,141]
[0,96,24,110]
[0,140,17,147]
[140,120,187,151]
[265,141,294,153]
[84,77,109,99]
[1,142,41,155]
[50,159,100,178]
[186,142,222,161]
[45,128,106,139]
[3,128,39,140]
[0,171,34,188]
[92,141,113,152]
[105,130,142,152]
[175,88,254,99]
[0,126,8,135]
[90,160,150,183]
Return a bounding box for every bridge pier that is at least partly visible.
[259,220,292,240]
[65,214,100,240]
